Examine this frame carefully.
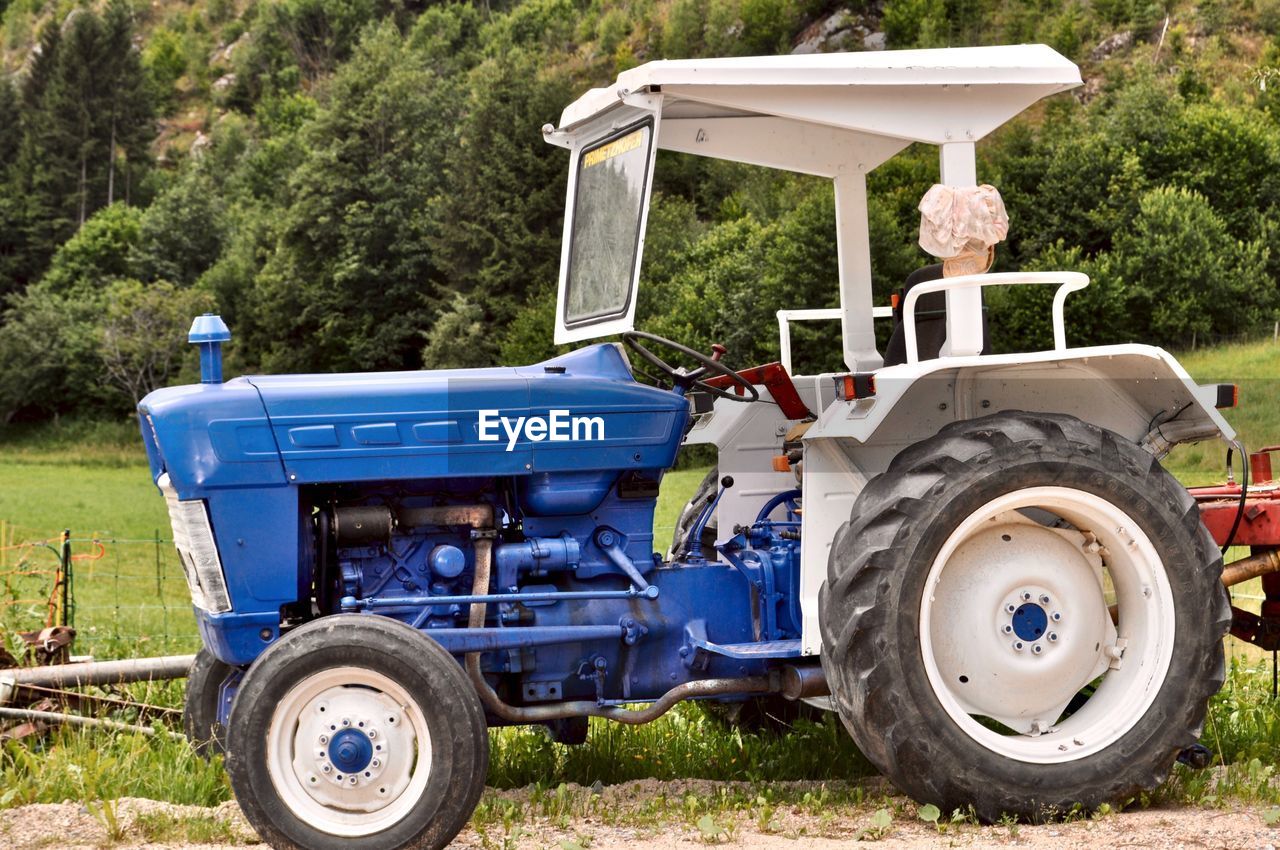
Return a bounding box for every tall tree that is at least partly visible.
[7,7,152,288]
[10,23,76,288]
[100,0,153,206]
[0,78,21,296]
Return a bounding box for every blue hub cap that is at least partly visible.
[1011,602,1049,642]
[328,728,374,774]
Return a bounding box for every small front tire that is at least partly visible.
[226,616,488,850]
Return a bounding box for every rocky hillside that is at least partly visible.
[0,0,1276,421]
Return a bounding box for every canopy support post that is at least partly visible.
[834,171,882,372]
[938,142,985,357]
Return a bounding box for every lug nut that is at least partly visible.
[341,718,351,727]
[321,764,332,774]
[368,729,377,739]
[1048,632,1058,642]
[371,759,380,768]
[1005,603,1017,613]
[1002,624,1013,634]
[1052,611,1062,621]
[1013,641,1024,651]
[1032,644,1044,654]
[319,734,328,744]
[1022,591,1032,601]
[1039,594,1050,605]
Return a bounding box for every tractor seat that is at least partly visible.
[883,264,990,366]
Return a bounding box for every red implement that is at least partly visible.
[1191,446,1280,651]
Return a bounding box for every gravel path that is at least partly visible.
[1,780,1277,849]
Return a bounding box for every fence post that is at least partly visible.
[58,528,71,628]
[154,528,162,597]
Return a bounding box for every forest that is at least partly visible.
[0,0,1277,420]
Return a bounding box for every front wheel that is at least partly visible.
[819,412,1228,821]
[225,616,488,850]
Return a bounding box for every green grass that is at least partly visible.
[487,705,873,789]
[1163,339,1280,485]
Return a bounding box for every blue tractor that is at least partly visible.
[142,46,1235,849]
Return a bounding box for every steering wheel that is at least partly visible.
[622,331,759,403]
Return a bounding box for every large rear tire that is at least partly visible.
[819,412,1228,821]
[225,616,488,850]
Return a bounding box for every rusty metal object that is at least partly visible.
[1192,448,1280,548]
[17,625,76,666]
[1222,548,1280,587]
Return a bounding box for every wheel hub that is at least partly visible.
[927,516,1114,734]
[920,488,1175,764]
[328,727,374,774]
[1010,602,1048,642]
[1000,589,1062,655]
[278,679,421,816]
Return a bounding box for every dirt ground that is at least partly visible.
[1,779,1277,850]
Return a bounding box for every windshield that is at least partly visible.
[563,120,653,328]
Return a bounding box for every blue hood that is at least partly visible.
[140,344,687,498]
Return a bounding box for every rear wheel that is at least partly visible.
[226,616,488,850]
[819,412,1228,820]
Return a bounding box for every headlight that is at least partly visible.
[158,473,232,613]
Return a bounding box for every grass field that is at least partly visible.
[0,423,195,658]
[1,340,1279,818]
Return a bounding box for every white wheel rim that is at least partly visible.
[266,666,432,837]
[919,486,1176,764]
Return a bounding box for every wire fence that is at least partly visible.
[0,518,1275,667]
[0,521,198,661]
[1180,319,1280,353]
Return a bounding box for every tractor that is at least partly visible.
[140,45,1238,849]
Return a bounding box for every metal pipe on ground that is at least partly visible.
[0,654,195,705]
[1222,548,1280,587]
[0,705,183,739]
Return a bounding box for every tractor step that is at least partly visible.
[689,637,803,659]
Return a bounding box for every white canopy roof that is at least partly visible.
[546,45,1082,362]
[550,44,1081,164]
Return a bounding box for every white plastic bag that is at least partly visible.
[917,183,1009,259]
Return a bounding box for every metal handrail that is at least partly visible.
[902,271,1090,365]
[777,306,893,374]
